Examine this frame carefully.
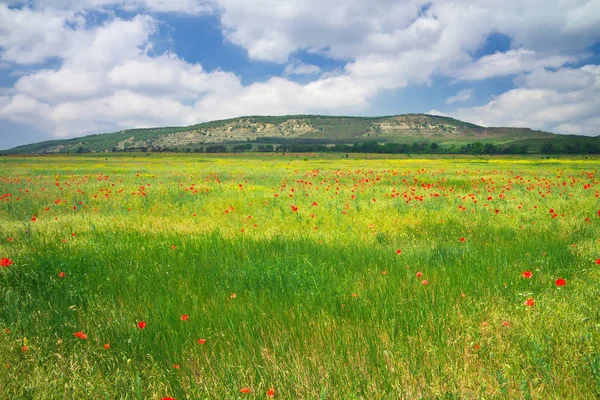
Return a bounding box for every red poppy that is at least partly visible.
[291,205,298,212]
[396,249,402,255]
[103,343,110,349]
[524,298,535,307]
[230,293,237,299]
[522,271,532,279]
[58,272,65,278]
[416,272,422,278]
[198,338,206,345]
[459,237,466,242]
[240,387,251,394]
[421,280,429,285]
[73,331,88,339]
[596,258,600,265]
[180,314,189,321]
[555,278,566,286]
[0,258,13,267]
[137,321,146,329]
[473,344,480,350]
[161,397,176,400]
[31,216,37,222]
[267,388,275,398]
[173,364,180,369]
[502,321,510,327]
[21,346,28,352]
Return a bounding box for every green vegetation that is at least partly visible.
[1,154,599,398]
[5,114,596,156]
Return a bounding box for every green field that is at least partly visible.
[1,154,599,399]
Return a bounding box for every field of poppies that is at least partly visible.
[0,153,599,399]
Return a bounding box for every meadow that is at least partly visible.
[0,153,599,399]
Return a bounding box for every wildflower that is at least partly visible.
[58,272,65,278]
[524,298,535,307]
[230,293,237,299]
[291,205,298,212]
[137,321,146,329]
[240,387,251,394]
[459,237,466,242]
[416,272,423,278]
[267,387,275,398]
[396,249,402,255]
[21,346,28,352]
[522,271,532,279]
[198,338,206,345]
[421,280,429,285]
[103,343,110,349]
[0,258,13,267]
[173,364,180,369]
[180,314,189,321]
[502,321,510,327]
[73,331,87,339]
[555,278,566,286]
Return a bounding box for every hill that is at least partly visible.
[2,114,598,154]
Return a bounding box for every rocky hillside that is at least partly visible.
[4,114,559,154]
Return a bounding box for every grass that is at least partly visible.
[0,153,599,399]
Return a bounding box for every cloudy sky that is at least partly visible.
[1,0,599,149]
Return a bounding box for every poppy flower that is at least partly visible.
[137,321,146,329]
[396,249,402,255]
[473,344,480,350]
[230,293,237,299]
[502,321,510,327]
[267,388,275,398]
[173,364,180,369]
[459,237,466,242]
[596,258,600,265]
[180,314,189,321]
[240,387,251,394]
[103,343,110,349]
[522,271,532,279]
[416,272,423,278]
[21,346,28,352]
[161,397,176,400]
[291,205,298,212]
[421,280,429,285]
[58,272,65,278]
[73,331,87,339]
[198,338,206,345]
[555,278,566,286]
[524,298,535,307]
[0,258,13,267]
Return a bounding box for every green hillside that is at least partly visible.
[2,114,597,155]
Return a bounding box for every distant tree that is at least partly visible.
[541,143,555,154]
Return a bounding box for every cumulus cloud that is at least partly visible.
[454,49,577,81]
[446,89,473,104]
[284,61,321,76]
[451,65,600,136]
[0,0,600,140]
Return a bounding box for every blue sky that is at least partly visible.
[1,0,599,149]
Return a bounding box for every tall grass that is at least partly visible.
[0,154,599,398]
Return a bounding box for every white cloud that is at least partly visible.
[284,61,321,76]
[446,89,473,104]
[454,49,576,81]
[451,65,600,136]
[1,1,600,141]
